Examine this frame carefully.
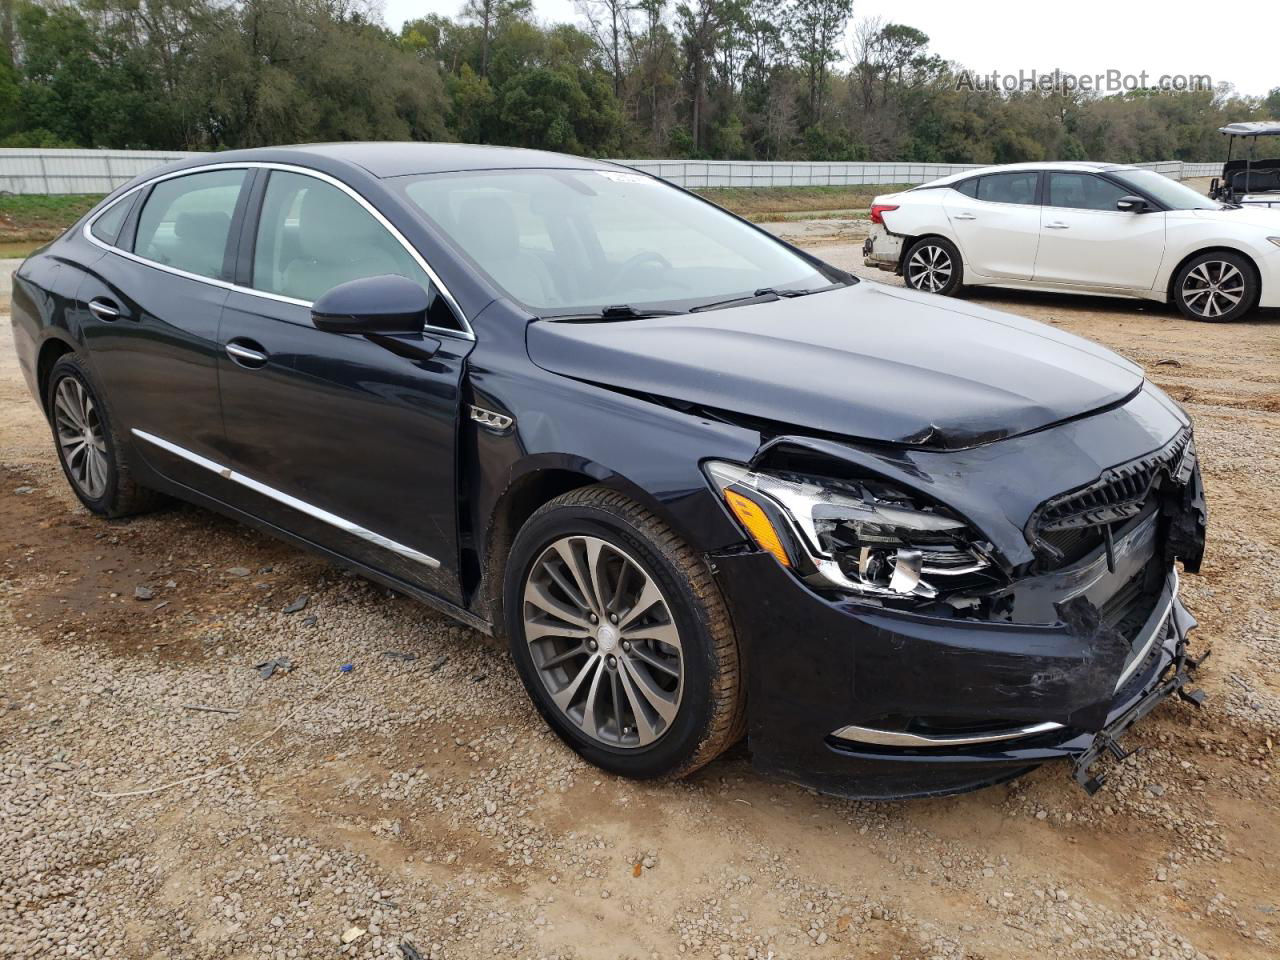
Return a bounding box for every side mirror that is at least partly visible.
[311,275,430,335]
[1116,195,1149,213]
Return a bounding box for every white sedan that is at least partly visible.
[864,161,1280,321]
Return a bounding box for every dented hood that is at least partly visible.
[526,282,1144,449]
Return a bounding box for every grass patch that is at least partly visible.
[0,194,102,243]
[0,240,44,259]
[695,185,908,220]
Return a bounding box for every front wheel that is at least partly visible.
[1173,252,1258,322]
[902,236,963,296]
[504,486,744,780]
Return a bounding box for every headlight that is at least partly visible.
[705,460,992,600]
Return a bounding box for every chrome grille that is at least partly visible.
[1026,430,1192,566]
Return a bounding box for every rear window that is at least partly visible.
[134,169,247,281]
[976,172,1039,205]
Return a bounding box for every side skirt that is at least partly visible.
[136,469,493,636]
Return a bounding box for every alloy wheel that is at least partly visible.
[522,535,684,748]
[1180,260,1245,319]
[907,244,953,293]
[53,376,110,500]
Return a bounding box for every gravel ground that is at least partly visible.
[1,247,1278,960]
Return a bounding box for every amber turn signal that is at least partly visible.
[723,489,791,568]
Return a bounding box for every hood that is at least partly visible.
[1182,206,1280,226]
[526,282,1144,450]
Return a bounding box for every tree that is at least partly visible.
[787,0,851,123]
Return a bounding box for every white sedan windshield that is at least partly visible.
[399,169,832,314]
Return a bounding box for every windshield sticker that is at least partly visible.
[594,170,652,184]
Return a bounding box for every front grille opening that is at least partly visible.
[1027,430,1191,571]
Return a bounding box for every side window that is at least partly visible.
[953,179,979,199]
[134,169,246,280]
[1046,173,1131,212]
[252,171,432,306]
[976,172,1039,205]
[90,194,135,246]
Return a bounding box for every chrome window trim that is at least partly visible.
[131,428,441,569]
[82,161,474,340]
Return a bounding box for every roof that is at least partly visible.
[1219,121,1280,137]
[272,142,612,178]
[918,161,1132,188]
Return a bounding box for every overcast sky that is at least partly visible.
[377,0,1276,98]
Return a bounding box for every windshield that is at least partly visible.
[1109,170,1219,210]
[398,169,835,315]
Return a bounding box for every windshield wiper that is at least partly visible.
[688,284,836,313]
[539,304,684,322]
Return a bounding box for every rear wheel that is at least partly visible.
[1173,251,1258,322]
[45,354,165,517]
[902,236,963,296]
[504,486,744,779]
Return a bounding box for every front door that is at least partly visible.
[213,168,473,601]
[1034,172,1167,290]
[943,170,1042,280]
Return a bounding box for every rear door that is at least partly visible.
[75,167,250,492]
[213,167,473,601]
[942,171,1042,279]
[1034,172,1167,290]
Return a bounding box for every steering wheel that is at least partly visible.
[610,251,672,288]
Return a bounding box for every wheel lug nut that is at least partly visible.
[607,655,616,668]
[589,613,598,623]
[621,641,631,652]
[609,613,618,624]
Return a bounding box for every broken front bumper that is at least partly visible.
[712,551,1202,800]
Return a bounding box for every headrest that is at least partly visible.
[296,185,380,262]
[454,196,519,261]
[174,210,230,241]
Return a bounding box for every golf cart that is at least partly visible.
[1210,121,1280,208]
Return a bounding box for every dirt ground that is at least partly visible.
[1,248,1278,960]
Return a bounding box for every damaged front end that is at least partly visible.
[705,388,1208,799]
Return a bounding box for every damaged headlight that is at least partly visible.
[704,460,992,600]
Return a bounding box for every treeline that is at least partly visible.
[0,0,1276,163]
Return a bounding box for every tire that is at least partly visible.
[902,236,964,296]
[44,353,166,518]
[1173,251,1258,322]
[504,485,745,780]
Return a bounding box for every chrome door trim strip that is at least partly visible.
[131,428,440,569]
[82,160,474,340]
[830,720,1065,749]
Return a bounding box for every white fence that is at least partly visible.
[0,147,1222,195]
[0,148,201,194]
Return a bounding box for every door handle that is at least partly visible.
[953,213,978,221]
[88,298,121,321]
[1045,221,1070,229]
[225,340,269,368]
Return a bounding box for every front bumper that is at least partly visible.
[712,551,1201,800]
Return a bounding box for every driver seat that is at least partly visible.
[453,196,559,306]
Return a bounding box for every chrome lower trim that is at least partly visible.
[831,720,1065,749]
[131,429,440,569]
[830,571,1181,750]
[1113,570,1177,692]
